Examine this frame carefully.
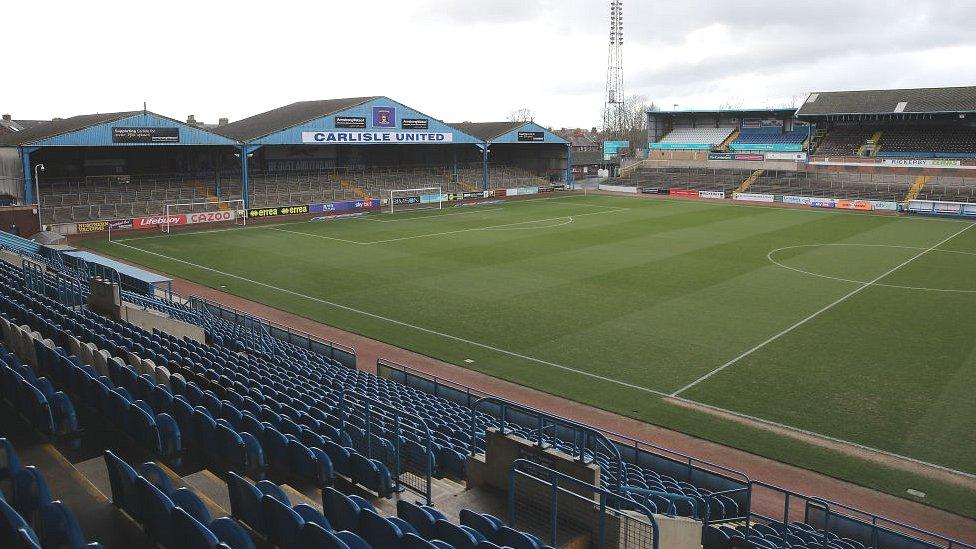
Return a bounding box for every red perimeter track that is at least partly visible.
[165,276,975,543]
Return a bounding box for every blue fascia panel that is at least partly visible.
[250,97,483,146]
[28,112,240,147]
[488,122,568,145]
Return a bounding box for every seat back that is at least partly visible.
[172,506,219,549]
[301,521,349,549]
[434,519,479,549]
[226,472,263,534]
[137,463,174,496]
[171,487,213,525]
[357,508,402,549]
[12,467,51,526]
[209,517,256,549]
[322,487,360,533]
[261,494,304,549]
[37,501,84,549]
[135,476,175,548]
[398,499,436,539]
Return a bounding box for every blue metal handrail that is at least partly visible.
[339,387,435,505]
[509,458,660,549]
[470,396,624,491]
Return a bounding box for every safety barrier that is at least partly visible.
[339,388,435,505]
[747,481,975,549]
[188,295,356,368]
[470,395,624,491]
[509,459,660,549]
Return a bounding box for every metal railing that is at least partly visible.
[378,358,750,509]
[470,395,624,491]
[509,458,660,549]
[748,480,975,549]
[338,388,434,504]
[188,295,356,368]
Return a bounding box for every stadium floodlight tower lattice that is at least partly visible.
[603,0,625,137]
[389,186,443,214]
[162,199,246,233]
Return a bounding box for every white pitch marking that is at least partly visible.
[670,222,975,397]
[109,239,670,398]
[270,208,627,245]
[767,243,976,294]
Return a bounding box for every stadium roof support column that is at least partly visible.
[239,144,262,209]
[566,144,573,186]
[20,147,38,204]
[480,145,489,191]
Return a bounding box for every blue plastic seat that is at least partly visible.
[36,500,85,549]
[261,494,304,549]
[239,432,266,480]
[460,509,501,541]
[137,463,173,497]
[171,487,213,525]
[322,487,360,533]
[12,466,51,526]
[172,506,219,549]
[322,441,351,477]
[335,530,371,549]
[357,508,402,549]
[301,522,349,549]
[193,407,219,461]
[226,473,263,533]
[0,438,21,498]
[255,480,289,506]
[402,532,440,549]
[398,499,437,539]
[103,451,141,521]
[259,425,288,474]
[216,422,246,474]
[349,453,394,497]
[496,526,543,549]
[135,476,175,548]
[434,519,480,549]
[208,517,255,549]
[156,413,183,465]
[1,496,32,547]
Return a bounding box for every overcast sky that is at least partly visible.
[6,0,976,128]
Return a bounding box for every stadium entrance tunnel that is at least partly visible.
[768,243,976,293]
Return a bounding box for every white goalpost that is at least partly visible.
[389,187,443,214]
[161,199,247,233]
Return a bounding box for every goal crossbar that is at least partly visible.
[162,199,246,233]
[389,187,443,214]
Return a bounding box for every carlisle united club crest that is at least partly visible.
[372,106,396,128]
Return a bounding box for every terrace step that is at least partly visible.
[735,169,765,193]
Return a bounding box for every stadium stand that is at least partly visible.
[813,126,878,156]
[648,127,736,149]
[731,127,809,150]
[0,225,973,548]
[876,125,976,157]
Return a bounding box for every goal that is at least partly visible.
[389,187,443,214]
[161,199,246,233]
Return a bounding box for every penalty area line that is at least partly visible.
[108,239,670,398]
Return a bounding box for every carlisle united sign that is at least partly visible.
[301,131,453,143]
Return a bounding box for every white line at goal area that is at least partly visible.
[389,187,443,214]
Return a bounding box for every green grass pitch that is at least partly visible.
[83,194,976,516]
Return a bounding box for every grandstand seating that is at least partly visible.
[0,438,103,548]
[815,125,976,158]
[877,125,976,157]
[731,127,809,150]
[35,162,553,224]
[649,127,736,149]
[813,126,878,156]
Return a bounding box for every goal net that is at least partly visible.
[389,187,443,214]
[161,199,246,233]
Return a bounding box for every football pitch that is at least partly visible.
[84,194,976,510]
